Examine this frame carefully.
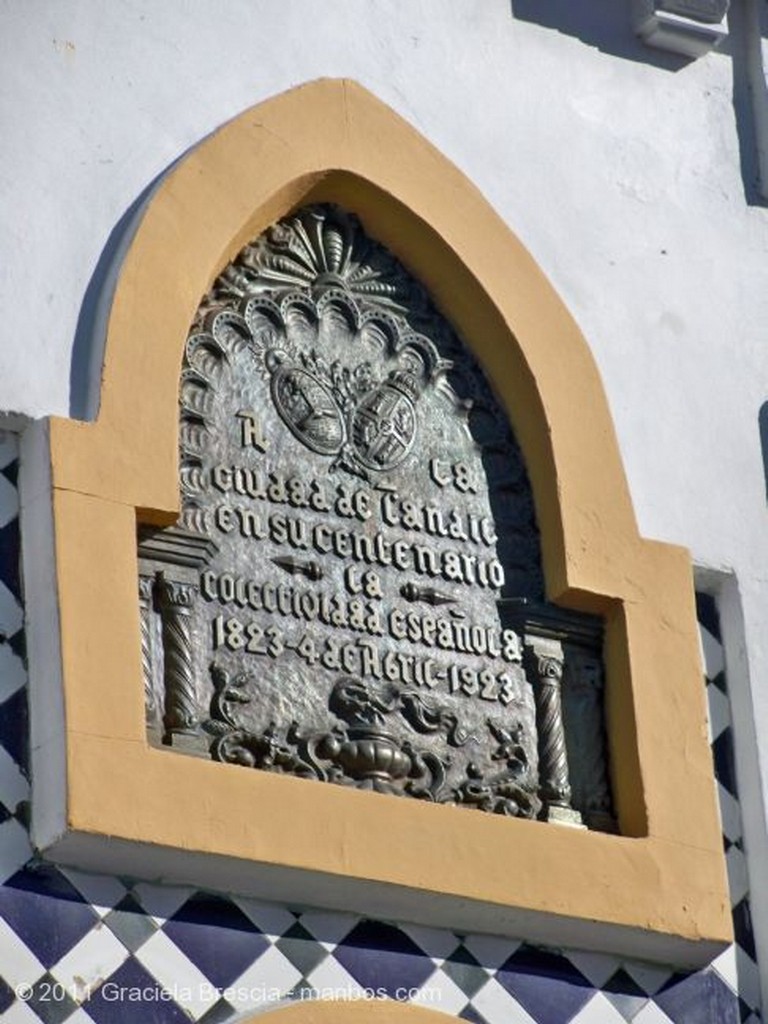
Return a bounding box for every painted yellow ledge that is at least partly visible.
[32,79,730,965]
[241,1001,479,1023]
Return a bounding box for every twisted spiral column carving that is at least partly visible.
[533,653,572,810]
[523,640,581,826]
[157,577,200,738]
[138,575,156,723]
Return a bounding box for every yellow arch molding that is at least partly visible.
[35,79,730,965]
[240,1000,461,1024]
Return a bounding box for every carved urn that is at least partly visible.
[322,728,412,791]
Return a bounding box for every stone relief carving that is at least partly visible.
[202,663,538,815]
[137,204,615,829]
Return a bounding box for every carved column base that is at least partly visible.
[545,804,585,828]
[163,730,211,757]
[147,722,164,748]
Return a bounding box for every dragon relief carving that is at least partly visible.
[203,663,540,818]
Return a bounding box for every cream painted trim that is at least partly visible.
[31,79,731,965]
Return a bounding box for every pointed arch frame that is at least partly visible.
[27,79,729,965]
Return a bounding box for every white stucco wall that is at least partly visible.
[3,0,768,998]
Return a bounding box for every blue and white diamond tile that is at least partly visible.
[438,943,493,1002]
[159,893,270,991]
[272,921,329,980]
[718,785,744,847]
[0,474,19,532]
[2,999,46,1024]
[0,578,23,645]
[222,945,303,1014]
[231,897,296,941]
[101,894,160,954]
[0,865,100,970]
[471,975,539,1024]
[133,929,215,1020]
[131,881,195,925]
[569,990,632,1024]
[0,440,761,1024]
[462,933,523,972]
[398,921,466,962]
[333,919,437,997]
[563,951,625,991]
[0,641,26,705]
[725,843,750,906]
[630,1005,675,1024]
[600,970,651,1022]
[0,914,46,993]
[81,956,192,1024]
[57,869,129,919]
[51,924,129,998]
[0,747,29,834]
[616,962,673,1000]
[0,433,19,471]
[734,943,762,1016]
[303,953,361,999]
[294,907,366,949]
[410,967,474,1016]
[495,946,596,1024]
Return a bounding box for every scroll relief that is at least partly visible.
[138,205,613,827]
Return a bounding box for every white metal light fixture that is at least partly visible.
[632,0,730,56]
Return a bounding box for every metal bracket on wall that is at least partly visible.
[742,0,768,200]
[631,0,730,56]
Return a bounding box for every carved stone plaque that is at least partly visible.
[138,205,614,827]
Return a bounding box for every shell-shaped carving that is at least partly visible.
[179,506,210,534]
[179,417,209,454]
[323,221,347,275]
[208,311,252,359]
[358,310,400,355]
[219,206,412,317]
[280,291,318,327]
[280,294,318,351]
[242,297,283,349]
[185,333,226,387]
[180,372,214,420]
[218,261,259,297]
[291,205,353,279]
[396,331,444,380]
[179,457,207,497]
[315,288,360,326]
[317,292,358,352]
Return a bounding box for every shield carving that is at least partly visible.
[351,382,416,471]
[271,366,346,455]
